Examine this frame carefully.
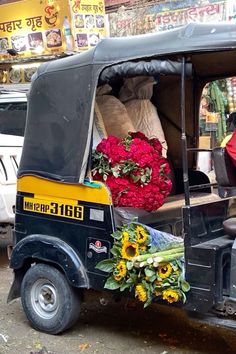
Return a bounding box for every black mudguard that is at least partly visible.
[7,234,89,302]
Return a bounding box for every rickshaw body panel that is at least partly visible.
[8,176,115,299]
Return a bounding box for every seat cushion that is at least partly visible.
[223,218,236,237]
[212,147,236,186]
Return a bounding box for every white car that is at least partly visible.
[0,86,27,242]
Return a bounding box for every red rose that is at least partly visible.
[92,132,172,211]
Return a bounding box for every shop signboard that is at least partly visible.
[69,0,106,52]
[0,0,106,85]
[0,0,72,60]
[108,0,226,37]
[0,0,106,58]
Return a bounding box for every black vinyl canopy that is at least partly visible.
[18,23,236,183]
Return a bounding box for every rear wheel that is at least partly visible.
[21,263,81,334]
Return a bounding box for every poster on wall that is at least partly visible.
[0,0,73,60]
[69,0,106,52]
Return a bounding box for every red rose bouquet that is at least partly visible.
[92,132,172,212]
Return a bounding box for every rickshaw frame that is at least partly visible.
[7,22,236,334]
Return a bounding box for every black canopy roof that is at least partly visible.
[18,23,236,183]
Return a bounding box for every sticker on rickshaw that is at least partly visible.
[23,197,84,220]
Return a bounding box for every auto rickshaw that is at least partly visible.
[7,22,236,335]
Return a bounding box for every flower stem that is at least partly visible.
[132,246,184,263]
[137,251,184,268]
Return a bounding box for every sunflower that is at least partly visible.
[139,245,147,254]
[135,284,147,302]
[122,231,129,243]
[114,274,123,282]
[162,289,180,303]
[157,263,173,279]
[116,260,127,278]
[135,225,149,244]
[121,241,139,260]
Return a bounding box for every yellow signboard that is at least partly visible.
[0,0,106,84]
[0,0,73,60]
[69,0,106,52]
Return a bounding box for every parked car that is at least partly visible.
[0,86,27,244]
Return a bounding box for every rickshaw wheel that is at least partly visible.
[21,263,81,334]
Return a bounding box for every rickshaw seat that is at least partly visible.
[212,147,236,197]
[223,217,236,238]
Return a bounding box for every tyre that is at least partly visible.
[21,263,81,334]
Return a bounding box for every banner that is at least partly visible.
[0,0,106,59]
[108,1,226,37]
[69,0,106,52]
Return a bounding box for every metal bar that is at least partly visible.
[189,183,217,191]
[181,56,190,206]
[187,148,212,152]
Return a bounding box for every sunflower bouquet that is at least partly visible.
[96,223,190,308]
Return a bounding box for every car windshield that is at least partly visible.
[0,100,27,137]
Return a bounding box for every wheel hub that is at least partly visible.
[31,279,59,319]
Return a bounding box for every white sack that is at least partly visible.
[119,76,168,157]
[125,99,168,157]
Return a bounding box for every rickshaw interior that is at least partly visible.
[92,49,236,235]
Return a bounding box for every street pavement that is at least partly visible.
[0,243,235,354]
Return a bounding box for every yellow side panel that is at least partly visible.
[17,176,113,205]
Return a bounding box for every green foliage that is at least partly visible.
[96,222,190,308]
[104,276,121,290]
[95,258,116,272]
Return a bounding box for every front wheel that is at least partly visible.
[21,263,81,334]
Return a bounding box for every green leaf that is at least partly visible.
[131,175,140,183]
[168,276,177,284]
[95,258,116,272]
[144,268,156,278]
[104,276,121,290]
[112,231,123,240]
[180,291,187,303]
[180,279,190,292]
[110,245,121,257]
[126,277,135,284]
[149,274,157,283]
[129,273,138,283]
[120,283,131,292]
[126,261,133,271]
[175,259,183,269]
[144,298,152,308]
[113,171,119,178]
[162,280,171,286]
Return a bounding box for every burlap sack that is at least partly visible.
[96,95,135,138]
[119,76,155,102]
[93,102,108,148]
